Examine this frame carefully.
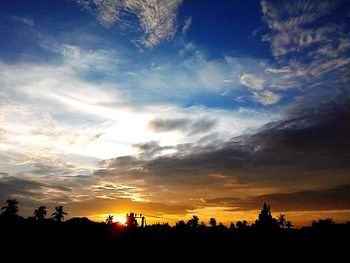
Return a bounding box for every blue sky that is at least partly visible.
[0,0,349,224]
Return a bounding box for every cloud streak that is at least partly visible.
[182,16,192,35]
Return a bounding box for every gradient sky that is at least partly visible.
[0,0,349,226]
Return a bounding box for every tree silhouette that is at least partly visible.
[277,214,286,228]
[255,202,279,230]
[286,220,293,229]
[106,215,114,225]
[125,212,138,228]
[209,217,217,227]
[175,220,186,229]
[259,203,272,222]
[33,206,47,220]
[236,220,248,230]
[312,218,335,228]
[1,199,19,217]
[229,222,236,230]
[51,206,67,222]
[218,222,226,230]
[187,215,199,228]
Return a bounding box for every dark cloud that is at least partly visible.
[0,176,72,205]
[148,118,216,135]
[207,184,350,212]
[188,119,217,135]
[148,118,190,132]
[0,177,44,198]
[99,98,350,204]
[1,91,348,218]
[132,141,174,159]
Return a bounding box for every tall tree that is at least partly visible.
[277,214,286,228]
[209,217,217,227]
[1,199,19,216]
[255,203,279,230]
[51,206,67,222]
[33,206,47,220]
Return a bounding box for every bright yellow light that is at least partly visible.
[113,216,126,224]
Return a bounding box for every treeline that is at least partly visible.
[1,198,344,230]
[1,198,349,254]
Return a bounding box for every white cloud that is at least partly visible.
[61,44,117,72]
[238,73,283,105]
[182,16,192,35]
[77,0,121,27]
[253,90,281,105]
[78,0,183,47]
[239,74,265,90]
[0,45,278,177]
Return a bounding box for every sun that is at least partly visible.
[113,216,126,224]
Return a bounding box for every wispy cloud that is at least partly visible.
[238,73,283,105]
[77,0,183,47]
[239,74,265,90]
[10,15,34,26]
[182,16,192,35]
[252,90,281,105]
[261,0,349,57]
[255,0,350,106]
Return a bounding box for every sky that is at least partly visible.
[0,0,349,226]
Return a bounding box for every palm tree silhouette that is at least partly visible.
[51,206,67,222]
[209,217,217,227]
[277,214,286,228]
[285,220,293,229]
[106,215,114,224]
[1,199,19,216]
[33,206,47,220]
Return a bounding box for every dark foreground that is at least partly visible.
[1,218,349,260]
